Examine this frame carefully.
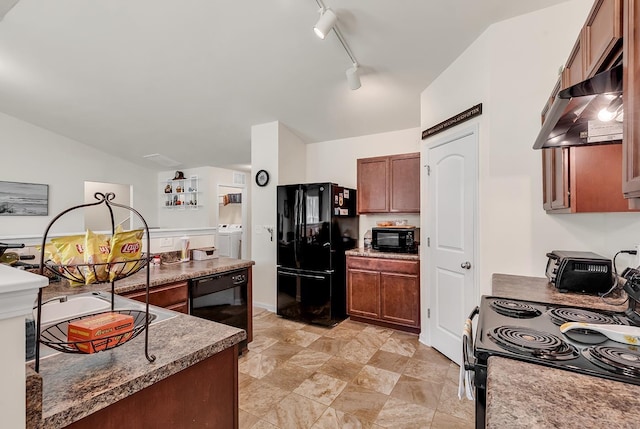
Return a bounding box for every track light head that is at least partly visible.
[346,64,361,90]
[314,8,337,39]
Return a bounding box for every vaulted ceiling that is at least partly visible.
[0,0,570,170]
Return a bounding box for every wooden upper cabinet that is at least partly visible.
[357,156,389,213]
[390,153,420,212]
[357,152,420,214]
[562,37,584,89]
[584,0,623,77]
[623,0,640,198]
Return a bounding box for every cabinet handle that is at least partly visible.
[461,261,472,269]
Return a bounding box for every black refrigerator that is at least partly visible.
[277,183,358,326]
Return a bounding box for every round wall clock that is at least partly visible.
[255,169,270,187]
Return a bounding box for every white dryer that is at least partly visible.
[217,224,242,258]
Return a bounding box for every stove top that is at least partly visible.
[475,296,640,385]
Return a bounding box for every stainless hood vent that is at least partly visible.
[532,63,623,150]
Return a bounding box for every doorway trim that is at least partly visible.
[419,123,480,348]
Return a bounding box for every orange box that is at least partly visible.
[67,312,134,354]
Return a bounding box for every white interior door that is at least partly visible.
[424,125,478,365]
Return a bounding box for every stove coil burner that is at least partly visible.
[583,346,640,378]
[548,308,620,326]
[489,300,542,319]
[488,326,578,360]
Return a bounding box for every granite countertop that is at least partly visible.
[28,257,253,428]
[345,248,419,261]
[41,257,255,299]
[486,274,636,428]
[486,356,640,429]
[491,273,627,311]
[29,311,245,429]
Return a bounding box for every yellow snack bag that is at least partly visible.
[51,235,86,286]
[108,229,144,281]
[37,243,61,265]
[84,230,110,284]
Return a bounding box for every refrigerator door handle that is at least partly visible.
[278,271,326,280]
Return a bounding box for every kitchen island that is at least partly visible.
[29,257,255,429]
[486,273,637,428]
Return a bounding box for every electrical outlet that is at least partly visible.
[160,237,173,248]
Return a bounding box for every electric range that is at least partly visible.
[464,295,640,429]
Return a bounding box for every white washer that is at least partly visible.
[217,224,242,258]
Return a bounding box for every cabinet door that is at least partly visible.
[623,0,640,197]
[347,268,380,319]
[390,153,420,213]
[122,281,189,314]
[357,157,389,213]
[562,37,584,89]
[380,272,419,328]
[550,148,570,210]
[584,0,623,77]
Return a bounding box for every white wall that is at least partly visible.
[0,111,157,237]
[420,0,640,296]
[306,128,422,242]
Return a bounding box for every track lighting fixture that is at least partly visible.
[346,64,361,90]
[313,8,337,40]
[312,1,362,90]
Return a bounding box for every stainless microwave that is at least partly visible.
[372,227,419,254]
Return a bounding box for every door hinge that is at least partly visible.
[427,308,431,318]
[427,237,430,247]
[426,165,431,176]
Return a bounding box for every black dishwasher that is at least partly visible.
[189,268,248,351]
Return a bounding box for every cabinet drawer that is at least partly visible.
[122,281,188,309]
[347,256,419,275]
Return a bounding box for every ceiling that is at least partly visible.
[0,0,570,171]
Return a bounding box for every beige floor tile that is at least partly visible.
[403,357,450,383]
[250,420,279,429]
[430,410,475,429]
[374,397,435,429]
[239,409,260,429]
[307,335,351,355]
[239,352,279,379]
[436,379,475,422]
[281,329,321,347]
[260,361,316,391]
[287,348,333,370]
[367,350,410,373]
[311,407,379,429]
[338,338,379,364]
[239,312,462,429]
[248,335,279,353]
[390,374,444,409]
[293,372,348,405]
[239,379,291,418]
[263,393,327,429]
[352,365,401,395]
[317,356,364,382]
[379,336,417,358]
[330,384,389,422]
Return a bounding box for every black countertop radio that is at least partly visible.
[545,250,613,294]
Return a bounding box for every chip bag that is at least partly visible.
[51,234,86,286]
[108,229,144,281]
[84,230,110,284]
[37,243,61,265]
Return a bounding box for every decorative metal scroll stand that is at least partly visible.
[35,192,155,372]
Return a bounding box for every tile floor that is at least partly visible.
[238,309,475,429]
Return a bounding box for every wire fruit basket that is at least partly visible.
[35,192,156,372]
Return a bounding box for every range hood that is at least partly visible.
[532,63,623,150]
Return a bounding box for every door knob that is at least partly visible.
[461,261,472,269]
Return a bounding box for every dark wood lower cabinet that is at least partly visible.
[121,281,189,314]
[65,344,239,429]
[346,256,420,334]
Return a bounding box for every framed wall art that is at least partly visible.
[0,180,49,216]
